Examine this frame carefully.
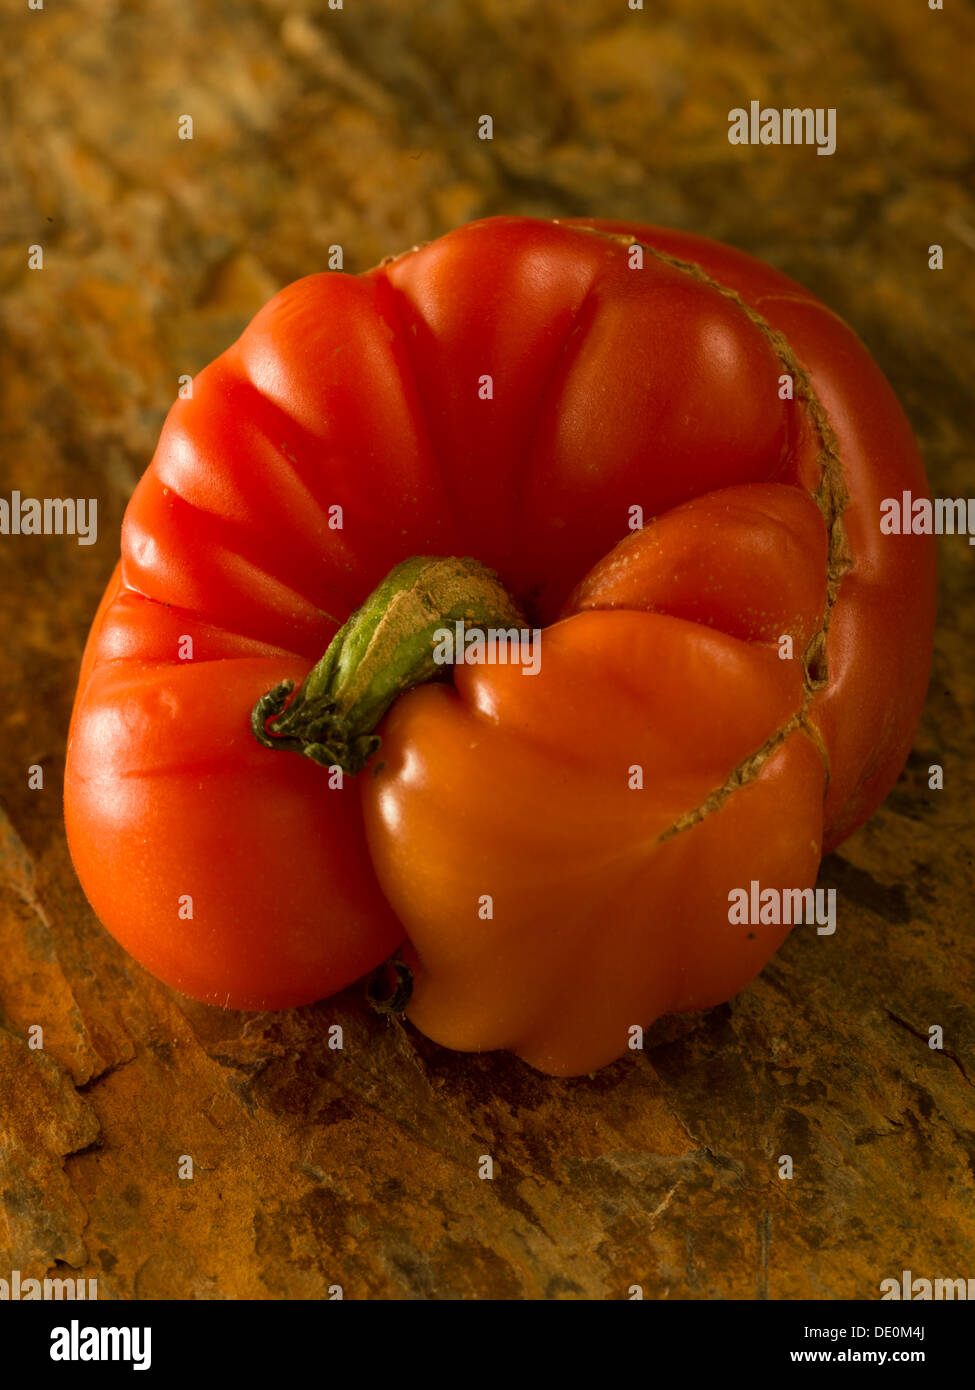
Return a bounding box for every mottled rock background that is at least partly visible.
[1,0,973,1300]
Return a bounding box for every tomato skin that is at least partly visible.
[567,218,936,851]
[565,482,829,647]
[65,570,404,1008]
[65,216,935,1066]
[363,610,826,1076]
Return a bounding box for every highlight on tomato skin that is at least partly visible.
[63,215,936,1076]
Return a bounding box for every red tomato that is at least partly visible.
[65,217,935,1068]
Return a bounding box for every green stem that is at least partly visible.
[251,555,526,774]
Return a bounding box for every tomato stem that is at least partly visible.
[252,555,526,773]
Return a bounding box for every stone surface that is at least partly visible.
[1,0,973,1299]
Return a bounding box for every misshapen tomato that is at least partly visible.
[65,217,935,1069]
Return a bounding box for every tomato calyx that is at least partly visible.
[251,555,526,773]
[366,957,414,1015]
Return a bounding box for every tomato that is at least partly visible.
[65,216,935,1069]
